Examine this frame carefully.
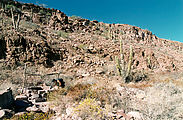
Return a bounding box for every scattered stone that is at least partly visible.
[66,107,74,116]
[116,110,131,120]
[15,95,28,101]
[26,105,41,112]
[34,102,50,112]
[127,111,144,120]
[0,110,5,119]
[55,116,62,120]
[38,90,46,95]
[14,112,26,116]
[28,86,43,91]
[2,109,14,119]
[39,105,49,113]
[31,94,40,99]
[96,68,105,74]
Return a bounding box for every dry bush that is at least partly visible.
[47,88,68,114]
[74,97,104,120]
[47,83,118,119]
[142,82,183,120]
[47,84,92,115]
[48,88,67,103]
[72,86,117,120]
[66,84,91,101]
[9,112,54,120]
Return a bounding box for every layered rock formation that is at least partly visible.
[1,33,62,67]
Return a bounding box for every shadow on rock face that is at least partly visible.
[43,60,54,68]
[125,72,148,83]
[0,35,6,59]
[51,78,65,88]
[14,100,32,112]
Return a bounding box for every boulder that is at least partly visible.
[15,95,28,101]
[0,110,5,119]
[127,111,144,120]
[14,100,30,112]
[35,102,50,113]
[0,88,14,109]
[26,105,41,112]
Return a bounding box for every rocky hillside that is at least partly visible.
[0,0,183,73]
[0,0,183,120]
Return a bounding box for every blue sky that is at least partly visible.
[18,0,183,42]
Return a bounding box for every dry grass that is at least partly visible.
[172,80,183,87]
[121,81,153,89]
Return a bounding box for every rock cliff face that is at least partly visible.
[1,33,62,67]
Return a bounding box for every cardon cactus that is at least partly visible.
[115,40,133,82]
[11,7,21,30]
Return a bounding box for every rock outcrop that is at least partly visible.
[0,33,62,67]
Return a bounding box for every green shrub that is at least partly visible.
[57,31,68,39]
[20,20,39,29]
[78,44,88,50]
[46,12,52,16]
[70,15,82,20]
[5,4,15,10]
[39,9,46,15]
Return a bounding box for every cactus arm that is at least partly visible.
[11,8,16,29]
[16,13,20,29]
[115,56,122,76]
[126,45,133,78]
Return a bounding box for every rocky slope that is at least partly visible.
[0,0,183,120]
[0,0,183,73]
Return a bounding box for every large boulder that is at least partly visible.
[0,110,5,119]
[0,88,14,109]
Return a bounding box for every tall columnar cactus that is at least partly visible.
[115,40,133,82]
[16,14,20,29]
[11,7,20,30]
[115,56,122,76]
[126,45,133,78]
[1,3,3,9]
[108,25,120,40]
[4,4,6,10]
[31,8,33,22]
[147,54,152,69]
[11,8,15,28]
[108,25,116,40]
[108,26,112,39]
[120,39,125,72]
